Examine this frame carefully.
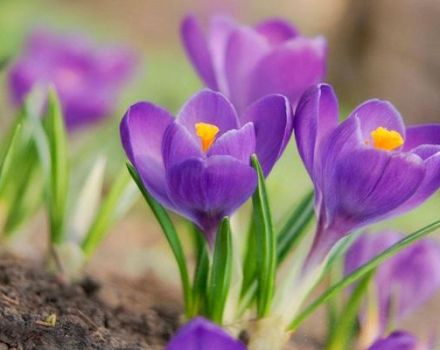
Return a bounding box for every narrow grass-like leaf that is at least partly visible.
[208,217,232,324]
[81,167,133,257]
[240,215,257,297]
[288,219,440,331]
[191,225,210,317]
[251,154,276,317]
[277,190,314,265]
[44,88,69,244]
[326,272,373,350]
[127,163,192,315]
[0,123,22,194]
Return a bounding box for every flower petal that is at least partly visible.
[395,151,440,214]
[162,122,203,170]
[368,332,419,350]
[120,102,173,207]
[254,18,299,45]
[208,122,256,164]
[241,94,293,175]
[166,155,257,232]
[208,15,237,94]
[349,99,406,142]
[181,15,218,89]
[403,124,440,151]
[176,89,239,139]
[294,83,339,178]
[325,150,425,227]
[224,27,270,112]
[247,36,327,109]
[166,317,246,350]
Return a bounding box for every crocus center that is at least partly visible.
[370,127,404,151]
[195,122,219,152]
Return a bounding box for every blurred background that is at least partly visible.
[0,0,439,345]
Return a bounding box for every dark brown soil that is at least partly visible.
[0,256,180,350]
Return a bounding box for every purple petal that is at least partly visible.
[208,122,256,164]
[325,150,424,226]
[346,231,440,331]
[176,89,239,139]
[394,151,440,215]
[96,47,137,85]
[224,27,270,112]
[403,124,440,151]
[162,122,203,170]
[166,317,246,350]
[344,231,401,276]
[247,36,327,109]
[241,94,294,176]
[181,15,218,89]
[120,102,174,207]
[368,332,419,350]
[208,15,237,94]
[349,99,406,142]
[166,155,257,234]
[254,18,299,45]
[294,83,339,178]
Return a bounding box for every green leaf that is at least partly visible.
[127,163,192,316]
[288,219,440,331]
[240,214,258,297]
[208,217,233,324]
[277,190,314,265]
[251,154,276,317]
[191,226,210,317]
[0,123,22,195]
[81,167,134,257]
[44,88,69,244]
[326,272,373,350]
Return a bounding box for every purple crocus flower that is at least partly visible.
[166,317,246,350]
[9,28,136,130]
[120,89,292,243]
[369,331,427,350]
[294,83,440,267]
[345,231,440,338]
[181,14,326,113]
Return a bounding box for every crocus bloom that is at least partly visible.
[294,83,440,267]
[345,231,440,339]
[166,317,246,350]
[9,29,136,130]
[181,14,326,113]
[369,332,428,350]
[121,89,292,243]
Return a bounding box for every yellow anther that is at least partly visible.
[195,122,220,152]
[370,127,404,151]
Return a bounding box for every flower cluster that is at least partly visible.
[119,14,440,350]
[3,11,440,350]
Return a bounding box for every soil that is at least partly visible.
[0,255,180,350]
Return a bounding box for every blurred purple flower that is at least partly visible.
[9,28,137,130]
[294,83,440,267]
[181,14,326,113]
[345,231,440,336]
[166,317,246,350]
[368,331,427,350]
[121,89,292,243]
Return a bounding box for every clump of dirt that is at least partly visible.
[0,256,180,350]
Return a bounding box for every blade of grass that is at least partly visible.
[81,167,134,257]
[44,88,69,244]
[191,225,210,317]
[251,155,276,318]
[0,123,22,195]
[208,217,232,324]
[288,219,440,331]
[277,190,314,265]
[127,163,192,316]
[326,272,373,350]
